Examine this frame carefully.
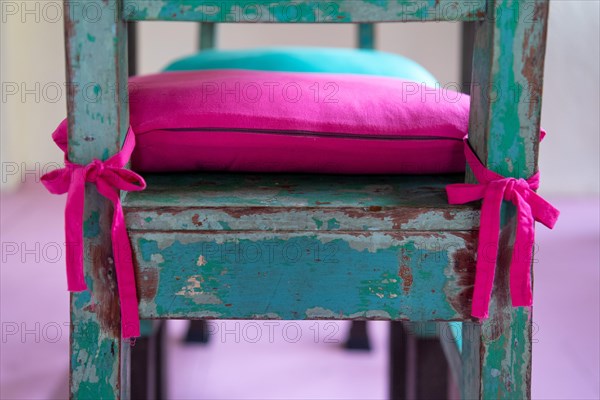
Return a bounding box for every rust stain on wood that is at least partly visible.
[442,209,457,221]
[89,244,121,338]
[521,2,548,119]
[191,213,203,226]
[448,231,478,317]
[136,265,158,302]
[398,248,413,294]
[399,265,413,294]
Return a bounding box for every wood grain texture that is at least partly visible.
[65,0,130,398]
[123,173,480,232]
[468,0,548,178]
[463,1,549,398]
[123,0,487,22]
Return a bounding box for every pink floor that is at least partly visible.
[1,181,598,399]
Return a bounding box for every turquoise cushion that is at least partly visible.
[163,47,438,86]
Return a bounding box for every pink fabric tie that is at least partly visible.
[446,137,559,319]
[42,127,146,338]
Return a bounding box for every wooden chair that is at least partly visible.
[64,1,549,399]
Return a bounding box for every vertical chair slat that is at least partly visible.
[463,0,549,399]
[66,0,130,398]
[357,23,375,49]
[199,23,217,50]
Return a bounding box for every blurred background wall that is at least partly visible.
[2,1,599,194]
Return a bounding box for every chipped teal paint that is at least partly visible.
[217,221,231,230]
[73,289,92,310]
[470,0,546,179]
[312,217,323,229]
[123,173,481,233]
[126,207,480,232]
[70,305,120,399]
[123,0,487,22]
[326,218,340,230]
[124,173,466,208]
[480,306,531,397]
[134,232,473,320]
[490,1,522,176]
[462,1,548,398]
[73,341,117,398]
[83,211,100,238]
[66,0,129,398]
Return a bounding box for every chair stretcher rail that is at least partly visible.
[123,0,487,23]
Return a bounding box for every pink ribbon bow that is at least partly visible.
[446,137,559,319]
[42,126,146,338]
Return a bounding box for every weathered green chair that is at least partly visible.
[65,1,549,398]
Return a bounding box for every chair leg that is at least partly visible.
[389,322,449,399]
[461,209,533,399]
[184,320,211,344]
[343,321,371,351]
[415,337,449,399]
[389,322,412,399]
[70,292,129,399]
[131,321,167,400]
[462,310,532,399]
[154,321,167,400]
[131,334,150,399]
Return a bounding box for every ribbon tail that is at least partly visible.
[64,168,87,291]
[525,190,560,230]
[509,194,535,307]
[471,181,507,319]
[97,180,141,339]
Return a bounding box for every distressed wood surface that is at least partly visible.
[468,0,547,178]
[123,0,487,22]
[463,0,549,398]
[132,231,477,321]
[123,173,480,232]
[66,0,130,398]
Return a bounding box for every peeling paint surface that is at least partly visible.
[132,231,476,321]
[462,1,547,398]
[123,0,487,22]
[66,0,129,398]
[123,173,480,233]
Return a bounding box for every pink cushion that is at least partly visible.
[54,69,471,174]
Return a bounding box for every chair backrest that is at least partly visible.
[65,0,548,184]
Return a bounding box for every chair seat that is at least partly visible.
[123,173,479,232]
[123,173,479,321]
